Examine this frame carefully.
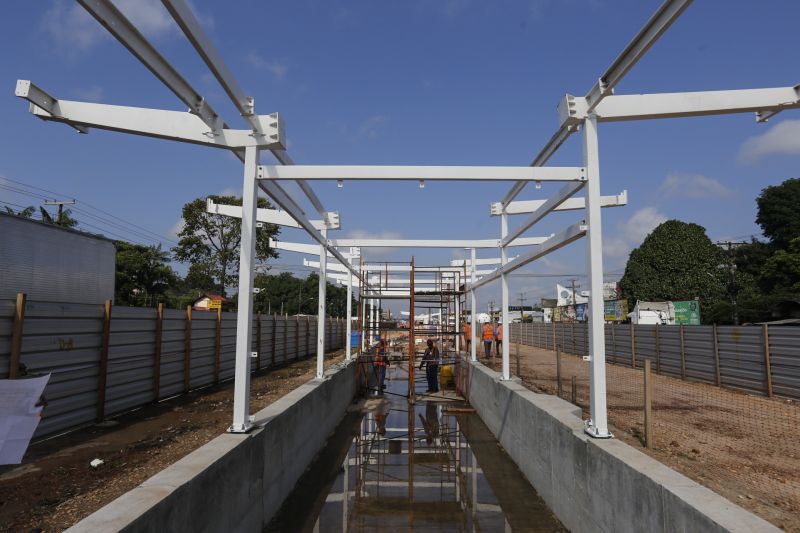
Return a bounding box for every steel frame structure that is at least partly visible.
[15,0,799,439]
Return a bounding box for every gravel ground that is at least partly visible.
[0,350,345,532]
[486,344,799,532]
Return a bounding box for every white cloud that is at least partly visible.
[604,206,668,265]
[357,115,388,139]
[245,52,288,80]
[71,86,105,102]
[168,218,185,239]
[739,119,800,163]
[40,0,214,52]
[657,173,732,199]
[345,229,402,258]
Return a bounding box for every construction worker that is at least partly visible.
[482,320,494,359]
[463,321,472,353]
[419,339,440,392]
[495,321,503,357]
[374,338,388,391]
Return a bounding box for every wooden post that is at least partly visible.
[655,324,661,374]
[556,345,563,398]
[515,340,520,377]
[153,303,164,400]
[679,324,686,380]
[552,320,556,352]
[97,299,112,422]
[256,313,262,371]
[630,323,636,368]
[271,313,277,367]
[296,315,300,361]
[644,359,653,449]
[763,324,773,397]
[284,313,289,361]
[8,292,26,379]
[712,323,721,386]
[611,322,617,365]
[214,307,222,385]
[571,321,576,355]
[184,305,192,393]
[306,316,311,358]
[571,375,577,405]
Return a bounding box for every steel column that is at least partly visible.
[500,213,510,380]
[583,116,611,438]
[317,227,328,379]
[470,248,477,363]
[346,253,353,361]
[229,145,259,433]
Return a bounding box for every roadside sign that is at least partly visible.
[673,300,701,325]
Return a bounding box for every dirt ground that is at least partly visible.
[486,344,800,532]
[0,351,345,533]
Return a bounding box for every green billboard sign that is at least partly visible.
[673,300,701,325]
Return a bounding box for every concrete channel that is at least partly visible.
[68,356,778,533]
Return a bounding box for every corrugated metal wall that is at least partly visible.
[0,299,346,439]
[510,322,800,400]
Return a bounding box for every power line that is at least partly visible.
[0,177,178,246]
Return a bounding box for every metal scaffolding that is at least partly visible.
[15,0,800,439]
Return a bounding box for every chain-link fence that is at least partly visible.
[494,331,800,531]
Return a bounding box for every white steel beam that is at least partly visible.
[502,180,586,247]
[491,191,627,216]
[470,248,477,362]
[13,81,88,134]
[161,0,260,132]
[585,0,694,112]
[470,223,587,291]
[583,116,611,439]
[317,228,327,378]
[501,212,510,380]
[269,240,358,260]
[229,146,259,433]
[258,165,585,182]
[17,93,282,150]
[258,181,359,278]
[328,237,551,248]
[306,259,488,274]
[502,0,691,207]
[206,199,335,230]
[560,86,800,127]
[77,0,225,132]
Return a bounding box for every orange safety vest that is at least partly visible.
[375,344,387,366]
[496,325,503,341]
[464,323,471,337]
[482,323,494,341]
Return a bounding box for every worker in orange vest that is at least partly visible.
[463,321,472,353]
[482,321,494,359]
[495,322,503,357]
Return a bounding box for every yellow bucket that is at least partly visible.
[440,363,454,387]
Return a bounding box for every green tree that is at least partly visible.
[4,205,35,217]
[252,272,354,317]
[115,242,178,306]
[619,220,726,321]
[756,178,800,249]
[172,195,280,296]
[38,206,78,228]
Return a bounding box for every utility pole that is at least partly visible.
[715,241,746,325]
[518,292,528,319]
[44,199,76,226]
[488,300,495,321]
[568,278,580,305]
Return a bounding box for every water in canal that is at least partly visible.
[267,362,565,532]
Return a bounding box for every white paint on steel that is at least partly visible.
[230,146,259,433]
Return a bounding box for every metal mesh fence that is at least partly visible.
[500,325,800,530]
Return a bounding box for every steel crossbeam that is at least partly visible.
[258,165,585,182]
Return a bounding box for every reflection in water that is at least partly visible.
[267,363,565,532]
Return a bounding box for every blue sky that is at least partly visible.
[1,0,799,312]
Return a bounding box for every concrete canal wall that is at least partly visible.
[468,361,778,533]
[67,360,357,533]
